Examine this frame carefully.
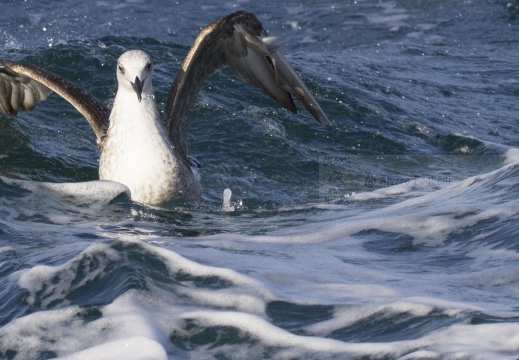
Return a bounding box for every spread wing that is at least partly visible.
[164,10,330,164]
[0,59,110,146]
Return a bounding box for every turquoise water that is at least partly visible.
[1,1,519,359]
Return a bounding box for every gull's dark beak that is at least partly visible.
[131,76,145,102]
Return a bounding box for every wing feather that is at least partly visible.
[0,60,109,146]
[22,86,37,112]
[164,11,329,165]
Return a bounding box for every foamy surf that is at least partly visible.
[2,0,519,359]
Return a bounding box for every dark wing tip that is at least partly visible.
[165,11,331,162]
[221,12,330,125]
[291,84,331,125]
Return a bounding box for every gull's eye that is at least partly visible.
[145,61,152,71]
[118,65,125,75]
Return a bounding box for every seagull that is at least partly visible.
[0,11,329,205]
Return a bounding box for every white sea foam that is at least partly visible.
[178,310,423,358]
[57,337,167,360]
[306,297,476,337]
[1,0,518,359]
[196,159,519,249]
[220,188,235,212]
[2,215,519,360]
[16,243,121,306]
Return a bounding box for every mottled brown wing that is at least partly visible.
[164,11,329,164]
[0,59,110,146]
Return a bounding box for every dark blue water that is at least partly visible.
[1,1,519,359]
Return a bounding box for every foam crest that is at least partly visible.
[306,297,473,338]
[199,160,519,248]
[57,337,167,360]
[176,310,419,358]
[0,293,168,359]
[17,243,121,307]
[15,238,273,314]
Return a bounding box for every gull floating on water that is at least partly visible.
[0,11,329,205]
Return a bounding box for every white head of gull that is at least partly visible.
[0,11,329,205]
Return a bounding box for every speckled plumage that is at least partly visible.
[98,51,201,204]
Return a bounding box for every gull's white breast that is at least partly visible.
[99,91,196,205]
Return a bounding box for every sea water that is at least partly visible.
[1,1,519,359]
